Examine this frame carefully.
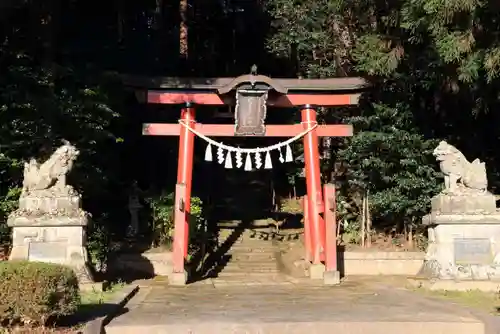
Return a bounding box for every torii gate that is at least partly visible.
[125,72,367,285]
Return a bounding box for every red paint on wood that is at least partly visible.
[147,91,360,107]
[143,123,353,137]
[173,183,187,274]
[148,92,231,105]
[301,107,325,265]
[324,184,338,272]
[176,107,196,258]
[303,197,311,263]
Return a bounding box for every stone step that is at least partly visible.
[222,263,278,271]
[107,321,485,334]
[217,220,275,228]
[229,255,277,262]
[211,280,292,287]
[220,267,279,274]
[228,246,278,253]
[218,236,276,243]
[223,262,278,269]
[219,242,277,249]
[225,261,276,266]
[215,272,283,279]
[223,261,277,268]
[218,231,276,239]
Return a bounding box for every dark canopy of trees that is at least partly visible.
[1,0,500,254]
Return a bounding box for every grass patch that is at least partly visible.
[414,288,500,314]
[80,281,125,306]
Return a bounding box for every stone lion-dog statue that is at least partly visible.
[22,141,80,194]
[433,140,487,193]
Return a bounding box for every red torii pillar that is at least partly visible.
[301,106,325,266]
[170,104,196,285]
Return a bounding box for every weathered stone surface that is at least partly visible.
[111,252,174,276]
[337,251,423,276]
[418,141,500,282]
[431,192,496,214]
[169,271,188,286]
[105,280,485,334]
[419,214,500,280]
[19,195,81,213]
[309,263,325,280]
[8,215,88,227]
[7,142,93,285]
[323,270,340,285]
[9,223,93,284]
[433,140,488,194]
[22,141,79,194]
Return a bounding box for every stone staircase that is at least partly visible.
[213,228,292,286]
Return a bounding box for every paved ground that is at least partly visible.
[105,277,497,334]
[105,229,500,334]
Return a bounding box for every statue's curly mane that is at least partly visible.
[433,140,487,192]
[22,142,80,193]
[46,144,79,168]
[433,141,463,161]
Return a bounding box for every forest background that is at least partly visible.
[1,0,499,261]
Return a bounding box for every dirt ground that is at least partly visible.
[4,327,77,333]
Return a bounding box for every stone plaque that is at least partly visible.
[28,242,67,264]
[454,238,492,265]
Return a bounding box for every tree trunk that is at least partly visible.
[407,224,414,248]
[179,0,188,58]
[366,193,372,247]
[361,194,366,247]
[116,0,125,42]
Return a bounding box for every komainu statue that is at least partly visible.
[22,141,79,195]
[8,141,93,285]
[433,140,487,193]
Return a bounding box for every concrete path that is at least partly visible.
[105,277,495,334]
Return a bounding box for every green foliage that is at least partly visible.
[189,196,204,235]
[0,186,21,245]
[279,198,303,214]
[86,221,111,272]
[266,0,443,232]
[146,192,204,249]
[337,102,441,227]
[0,261,79,326]
[3,0,500,246]
[147,192,175,248]
[266,0,357,77]
[0,21,126,259]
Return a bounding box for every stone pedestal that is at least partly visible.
[309,263,326,280]
[323,270,341,285]
[169,271,188,286]
[8,195,93,285]
[418,192,500,282]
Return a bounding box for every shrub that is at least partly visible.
[146,192,204,249]
[0,261,80,326]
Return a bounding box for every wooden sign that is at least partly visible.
[234,89,268,136]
